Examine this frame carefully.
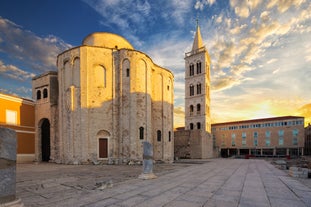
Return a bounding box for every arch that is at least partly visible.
[94,65,107,88]
[40,118,50,162]
[72,57,80,87]
[196,61,202,74]
[43,88,48,98]
[197,104,201,114]
[157,130,162,142]
[97,130,110,159]
[189,85,194,96]
[122,59,130,77]
[36,90,41,100]
[189,63,194,76]
[139,127,144,140]
[197,83,202,94]
[168,131,171,142]
[197,122,201,129]
[190,105,194,116]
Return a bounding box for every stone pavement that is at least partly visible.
[16,159,311,207]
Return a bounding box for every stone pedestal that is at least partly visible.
[139,141,157,180]
[0,127,24,207]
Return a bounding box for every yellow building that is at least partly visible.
[0,92,35,162]
[212,116,305,158]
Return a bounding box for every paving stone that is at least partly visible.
[16,159,311,207]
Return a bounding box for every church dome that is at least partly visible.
[82,32,134,50]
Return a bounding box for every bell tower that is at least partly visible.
[184,21,211,133]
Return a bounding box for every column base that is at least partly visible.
[138,173,157,180]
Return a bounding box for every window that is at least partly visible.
[231,133,236,146]
[196,62,202,74]
[190,85,194,96]
[253,132,258,146]
[189,64,194,76]
[279,137,284,145]
[6,110,17,125]
[293,137,298,145]
[242,132,246,146]
[197,83,201,94]
[126,68,130,77]
[292,129,298,145]
[139,127,144,140]
[190,123,194,130]
[168,131,171,142]
[43,88,48,98]
[190,105,194,115]
[278,130,284,145]
[37,90,41,100]
[265,131,271,146]
[197,122,201,129]
[197,104,201,114]
[157,130,161,142]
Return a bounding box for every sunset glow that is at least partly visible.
[0,0,310,128]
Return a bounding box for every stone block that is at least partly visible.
[0,127,17,204]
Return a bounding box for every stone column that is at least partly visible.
[0,127,23,206]
[139,141,157,180]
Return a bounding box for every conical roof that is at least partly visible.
[192,24,204,52]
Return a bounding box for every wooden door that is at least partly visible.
[99,138,108,158]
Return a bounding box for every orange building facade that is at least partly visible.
[212,116,305,158]
[0,92,35,163]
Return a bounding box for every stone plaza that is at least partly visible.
[16,159,311,207]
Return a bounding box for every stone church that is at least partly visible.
[32,32,174,164]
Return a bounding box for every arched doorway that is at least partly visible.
[99,138,108,158]
[97,130,110,159]
[41,119,50,162]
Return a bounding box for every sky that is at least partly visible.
[0,0,311,127]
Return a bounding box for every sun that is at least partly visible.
[251,102,276,119]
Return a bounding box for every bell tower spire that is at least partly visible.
[191,18,204,52]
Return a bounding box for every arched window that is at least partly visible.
[43,88,48,98]
[189,64,194,76]
[126,68,130,77]
[190,85,194,96]
[197,62,202,74]
[197,104,201,114]
[157,130,162,142]
[197,122,201,129]
[190,105,194,116]
[168,131,171,142]
[36,90,41,100]
[190,123,194,130]
[139,127,144,140]
[197,83,201,94]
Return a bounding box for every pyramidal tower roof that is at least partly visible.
[191,21,204,52]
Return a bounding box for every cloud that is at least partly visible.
[195,0,216,10]
[0,60,35,81]
[267,0,305,13]
[83,0,193,46]
[0,17,71,73]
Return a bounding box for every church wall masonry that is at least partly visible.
[33,32,174,164]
